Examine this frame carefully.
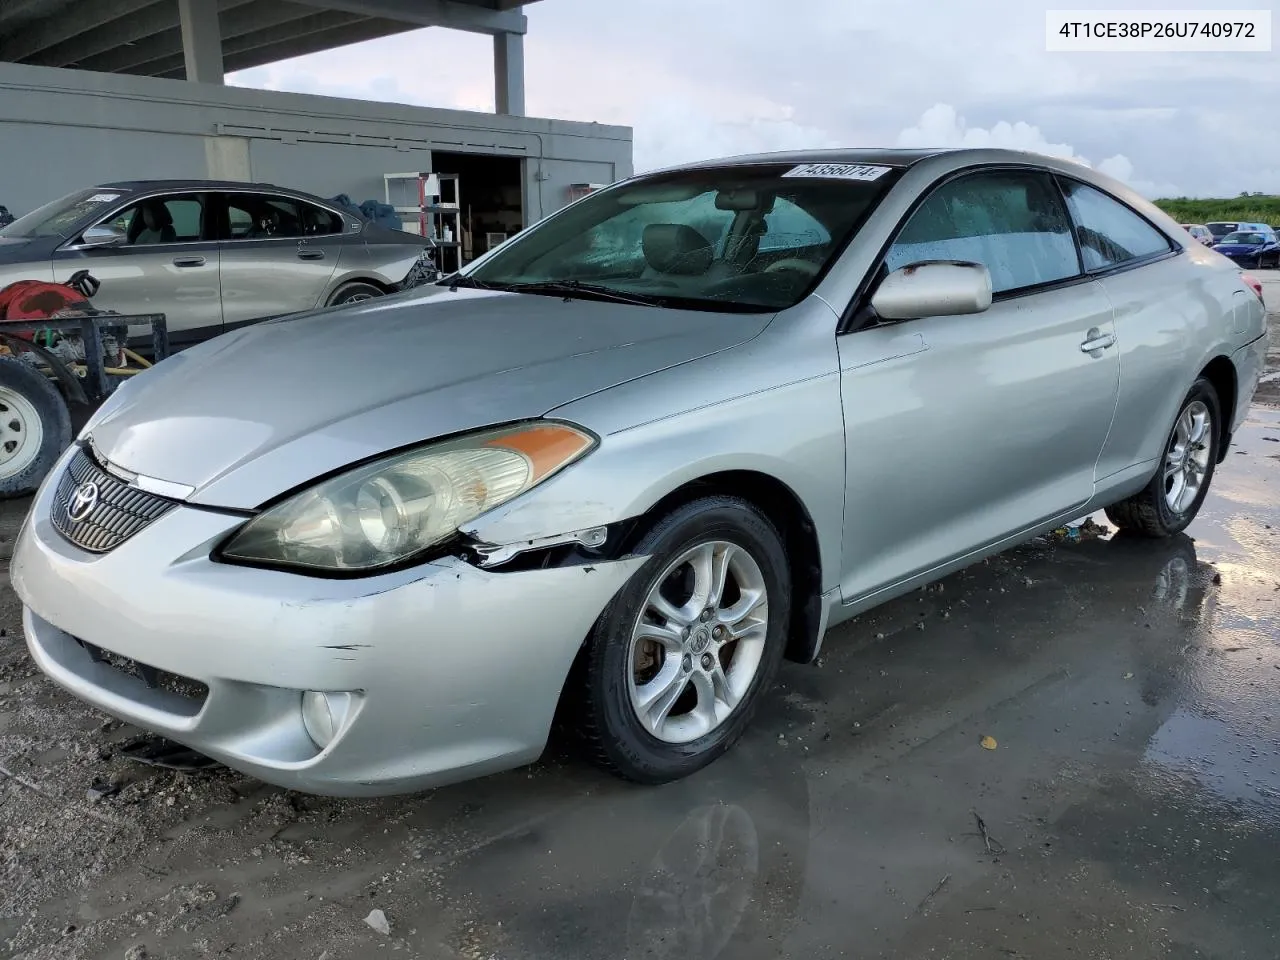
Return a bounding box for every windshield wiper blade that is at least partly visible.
[503,279,664,307]
[442,274,495,292]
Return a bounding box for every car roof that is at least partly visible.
[96,179,342,208]
[643,148,1148,197]
[672,148,953,170]
[662,146,1109,173]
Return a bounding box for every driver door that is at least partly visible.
[837,168,1120,603]
[53,192,222,341]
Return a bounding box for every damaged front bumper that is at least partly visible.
[11,471,647,796]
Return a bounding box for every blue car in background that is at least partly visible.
[1212,228,1280,269]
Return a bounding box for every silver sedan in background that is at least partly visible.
[0,180,430,344]
[11,148,1269,795]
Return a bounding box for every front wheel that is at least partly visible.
[573,496,790,784]
[1105,378,1221,538]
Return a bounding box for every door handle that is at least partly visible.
[1080,329,1117,353]
[172,256,205,268]
[297,250,325,261]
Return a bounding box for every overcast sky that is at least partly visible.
[229,0,1280,199]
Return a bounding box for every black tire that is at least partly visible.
[1105,377,1221,538]
[326,281,385,307]
[573,496,791,784]
[0,357,72,499]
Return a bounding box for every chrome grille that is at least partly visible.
[50,447,176,553]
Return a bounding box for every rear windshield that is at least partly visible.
[1206,222,1238,238]
[0,188,132,240]
[461,163,902,313]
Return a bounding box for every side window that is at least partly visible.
[300,202,344,236]
[885,170,1080,295]
[759,198,830,253]
[100,194,207,245]
[224,194,306,240]
[263,198,305,239]
[1059,179,1171,271]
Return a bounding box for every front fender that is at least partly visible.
[465,372,846,592]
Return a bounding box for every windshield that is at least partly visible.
[461,163,900,312]
[1205,222,1237,238]
[1220,232,1263,245]
[0,188,131,240]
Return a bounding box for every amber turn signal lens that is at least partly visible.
[484,422,595,483]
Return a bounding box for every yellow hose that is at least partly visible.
[123,348,153,368]
[69,363,144,377]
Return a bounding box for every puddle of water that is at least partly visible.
[1145,707,1280,817]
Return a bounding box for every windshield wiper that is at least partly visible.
[501,279,666,308]
[442,274,495,293]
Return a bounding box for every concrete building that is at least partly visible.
[0,0,633,258]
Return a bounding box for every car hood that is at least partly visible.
[88,286,773,509]
[1214,244,1263,254]
[0,235,56,265]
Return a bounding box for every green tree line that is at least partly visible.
[1154,194,1280,225]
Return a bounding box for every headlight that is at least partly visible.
[218,421,595,573]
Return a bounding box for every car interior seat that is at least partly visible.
[131,203,176,245]
[641,223,714,279]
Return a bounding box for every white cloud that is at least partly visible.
[1093,154,1182,200]
[895,104,1182,198]
[896,103,1082,160]
[225,0,1279,198]
[632,101,842,174]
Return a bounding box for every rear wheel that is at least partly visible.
[1105,378,1220,538]
[326,281,384,307]
[574,496,790,784]
[0,357,71,499]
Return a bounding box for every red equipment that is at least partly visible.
[0,270,101,338]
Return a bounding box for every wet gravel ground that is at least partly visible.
[1,300,1278,960]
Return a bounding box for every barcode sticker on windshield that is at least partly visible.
[87,193,122,202]
[782,163,891,181]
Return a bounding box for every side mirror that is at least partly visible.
[870,260,993,321]
[78,224,127,248]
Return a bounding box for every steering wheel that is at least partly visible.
[763,258,821,278]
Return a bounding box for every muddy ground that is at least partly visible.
[1,294,1278,960]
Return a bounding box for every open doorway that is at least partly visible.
[430,151,524,266]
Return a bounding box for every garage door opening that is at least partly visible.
[430,152,524,268]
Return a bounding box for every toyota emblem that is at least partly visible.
[66,481,99,522]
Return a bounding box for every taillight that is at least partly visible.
[1242,272,1264,302]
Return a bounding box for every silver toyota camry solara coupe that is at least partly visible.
[11,148,1269,796]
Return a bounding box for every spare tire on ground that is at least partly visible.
[0,356,71,499]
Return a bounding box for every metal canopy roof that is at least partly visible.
[0,0,541,79]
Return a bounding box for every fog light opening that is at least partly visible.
[301,691,353,749]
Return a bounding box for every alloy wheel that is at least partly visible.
[1163,399,1212,514]
[627,540,769,744]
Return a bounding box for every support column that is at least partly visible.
[178,0,224,84]
[494,31,525,116]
